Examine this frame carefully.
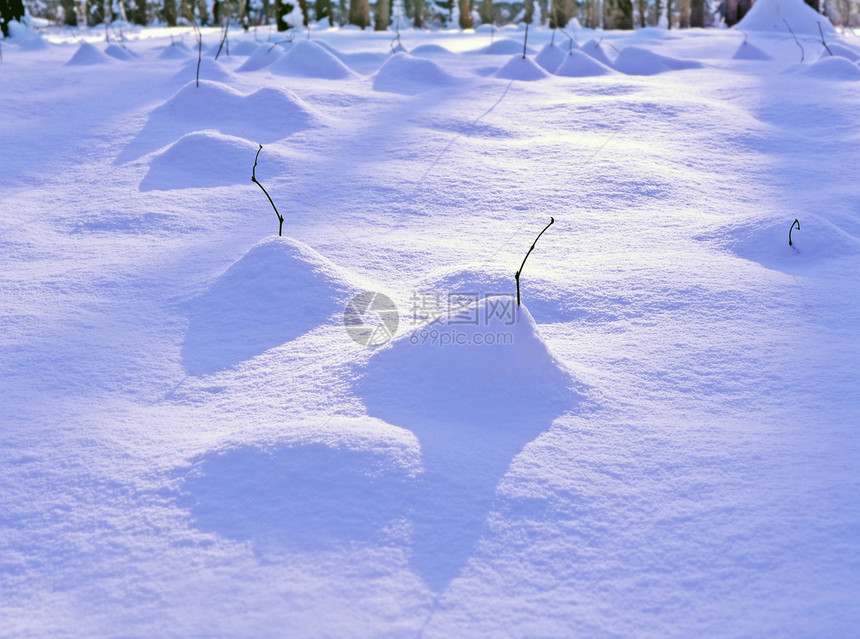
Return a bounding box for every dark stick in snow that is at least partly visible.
[789,218,800,248]
[818,22,833,57]
[522,23,529,59]
[515,217,554,307]
[783,19,804,63]
[251,145,284,237]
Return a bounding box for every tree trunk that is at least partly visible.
[298,0,309,24]
[618,0,633,27]
[131,0,147,25]
[524,0,534,22]
[637,0,646,27]
[478,0,492,24]
[690,0,704,26]
[411,0,424,26]
[548,0,566,27]
[605,0,633,29]
[162,0,176,25]
[374,0,389,28]
[458,0,472,28]
[666,0,673,28]
[724,0,751,25]
[650,0,661,25]
[315,0,331,21]
[679,0,690,27]
[275,0,291,30]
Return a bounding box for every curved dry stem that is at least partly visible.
[515,217,555,307]
[251,144,285,237]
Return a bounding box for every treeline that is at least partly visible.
[14,0,857,32]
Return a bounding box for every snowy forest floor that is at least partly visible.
[1,17,859,638]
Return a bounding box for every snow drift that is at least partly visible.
[736,0,837,35]
[579,39,615,66]
[119,80,319,162]
[801,56,860,80]
[732,41,773,60]
[66,42,111,65]
[555,50,617,77]
[358,297,580,425]
[479,38,535,56]
[139,131,260,191]
[495,55,549,81]
[697,214,860,273]
[356,297,582,589]
[614,46,702,75]
[268,39,357,79]
[181,236,363,376]
[535,43,566,73]
[237,43,284,71]
[372,53,457,94]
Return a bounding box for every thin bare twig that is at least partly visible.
[515,217,554,307]
[251,144,284,237]
[783,19,804,63]
[818,22,833,56]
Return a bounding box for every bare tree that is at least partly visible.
[679,0,690,27]
[637,0,647,27]
[690,0,705,26]
[459,0,472,28]
[604,0,633,29]
[724,0,752,25]
[479,0,492,25]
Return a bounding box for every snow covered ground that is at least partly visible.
[2,5,860,637]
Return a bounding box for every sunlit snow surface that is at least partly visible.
[1,12,860,638]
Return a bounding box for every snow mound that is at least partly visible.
[372,53,457,94]
[736,0,836,36]
[237,43,284,71]
[181,236,362,375]
[358,297,580,426]
[157,80,316,132]
[140,131,259,191]
[614,46,702,75]
[167,39,193,52]
[580,39,615,66]
[158,43,192,59]
[494,55,550,81]
[66,42,112,66]
[801,56,860,80]
[410,43,454,57]
[121,80,318,162]
[313,39,346,58]
[174,57,236,83]
[698,214,860,273]
[16,34,49,51]
[479,38,534,55]
[269,39,356,79]
[228,40,260,56]
[535,43,566,73]
[104,44,134,61]
[732,41,773,60]
[413,265,578,323]
[555,50,617,77]
[821,43,860,62]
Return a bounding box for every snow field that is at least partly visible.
[1,5,859,636]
